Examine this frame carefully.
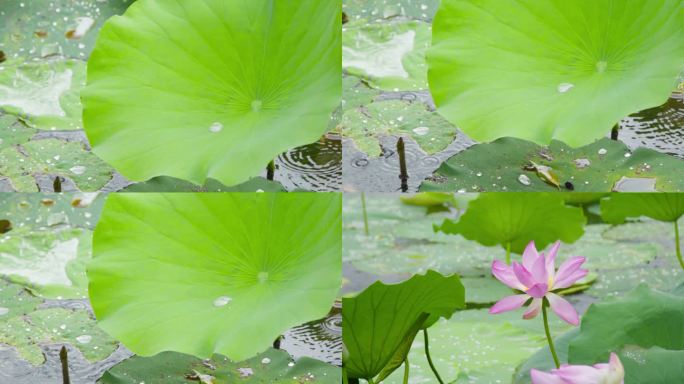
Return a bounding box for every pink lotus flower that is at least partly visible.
[489,240,587,325]
[530,352,625,384]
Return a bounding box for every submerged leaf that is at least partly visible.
[87,193,341,361]
[342,270,465,380]
[428,0,684,146]
[435,193,585,254]
[82,0,341,186]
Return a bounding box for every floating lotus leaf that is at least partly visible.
[98,348,340,384]
[435,193,586,255]
[0,58,86,130]
[419,138,684,192]
[0,138,114,192]
[0,280,116,366]
[337,99,458,157]
[428,0,684,145]
[343,0,440,21]
[83,0,341,186]
[343,20,430,91]
[342,270,465,381]
[87,193,341,361]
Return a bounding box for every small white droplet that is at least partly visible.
[256,189,264,193]
[288,362,295,367]
[238,368,254,378]
[209,122,223,133]
[476,172,482,177]
[213,296,232,307]
[412,126,429,136]
[574,158,591,169]
[261,357,271,364]
[70,165,86,175]
[518,174,531,186]
[60,324,66,330]
[0,307,9,316]
[598,148,607,155]
[76,335,92,344]
[624,152,632,158]
[557,83,574,93]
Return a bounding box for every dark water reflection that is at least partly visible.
[620,92,684,159]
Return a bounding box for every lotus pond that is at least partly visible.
[340,0,684,192]
[342,192,684,383]
[0,0,342,193]
[0,193,342,383]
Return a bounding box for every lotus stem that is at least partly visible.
[53,176,62,193]
[505,242,511,265]
[367,378,375,384]
[542,299,560,369]
[60,346,70,384]
[423,329,445,384]
[610,124,619,140]
[675,220,683,270]
[397,137,408,192]
[266,160,275,181]
[403,357,409,384]
[361,192,369,236]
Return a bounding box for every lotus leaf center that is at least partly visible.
[596,61,608,73]
[251,99,263,112]
[257,271,269,283]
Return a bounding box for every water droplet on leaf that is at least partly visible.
[557,83,574,93]
[412,126,429,136]
[76,335,92,344]
[518,174,531,186]
[213,296,232,307]
[209,122,223,133]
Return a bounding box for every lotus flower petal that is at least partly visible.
[554,256,586,288]
[522,240,539,270]
[545,241,561,281]
[530,252,548,284]
[491,260,525,290]
[526,283,549,298]
[512,261,536,289]
[523,298,543,320]
[554,269,589,290]
[489,294,529,314]
[547,293,579,325]
[530,369,566,384]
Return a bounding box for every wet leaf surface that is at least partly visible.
[343,20,430,91]
[343,0,440,22]
[98,348,340,384]
[420,138,684,192]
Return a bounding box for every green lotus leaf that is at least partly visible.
[600,193,684,223]
[342,270,465,381]
[0,115,35,151]
[82,0,341,186]
[121,175,285,192]
[0,138,114,192]
[427,0,684,146]
[435,193,586,255]
[0,227,92,299]
[342,76,381,113]
[98,348,340,384]
[87,193,341,361]
[343,20,430,91]
[570,284,684,360]
[419,137,684,192]
[337,99,458,157]
[0,58,86,130]
[513,329,578,384]
[0,280,116,365]
[343,0,440,21]
[0,0,132,60]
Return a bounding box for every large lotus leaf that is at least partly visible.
[569,284,684,364]
[343,20,430,91]
[435,193,586,254]
[337,99,457,157]
[0,115,36,151]
[342,270,465,380]
[98,348,339,384]
[0,138,114,192]
[0,192,104,231]
[427,0,684,146]
[0,58,86,131]
[87,193,341,361]
[420,137,684,192]
[342,76,381,113]
[82,0,341,186]
[600,193,684,223]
